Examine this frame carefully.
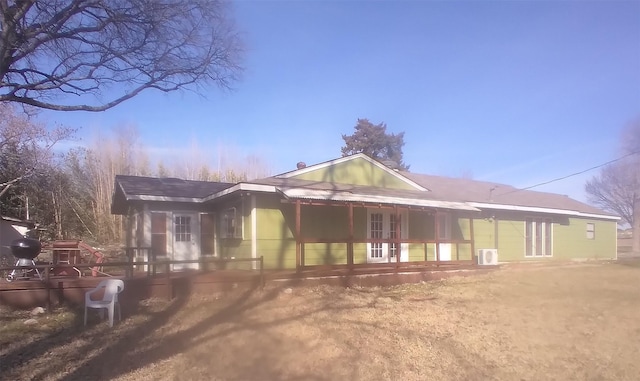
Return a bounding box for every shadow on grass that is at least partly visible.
[55,278,360,381]
[0,274,440,381]
[614,257,640,268]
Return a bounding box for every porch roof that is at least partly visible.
[277,187,480,211]
[252,177,479,211]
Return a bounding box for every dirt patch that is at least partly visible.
[2,261,640,381]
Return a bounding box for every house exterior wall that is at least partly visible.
[553,217,616,260]
[291,157,418,190]
[496,219,526,261]
[253,197,371,269]
[126,196,618,269]
[254,195,296,269]
[408,211,438,261]
[352,208,368,264]
[302,205,349,266]
[461,213,617,262]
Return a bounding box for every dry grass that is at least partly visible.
[2,260,640,381]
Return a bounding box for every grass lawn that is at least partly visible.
[2,260,640,381]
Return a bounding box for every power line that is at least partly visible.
[498,150,640,196]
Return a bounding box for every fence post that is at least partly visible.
[128,248,134,279]
[260,256,264,289]
[165,261,172,300]
[45,266,51,311]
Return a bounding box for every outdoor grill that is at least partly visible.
[6,237,43,281]
[10,237,42,260]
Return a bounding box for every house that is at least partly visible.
[111,154,619,271]
[0,215,35,259]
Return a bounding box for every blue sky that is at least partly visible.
[42,0,640,202]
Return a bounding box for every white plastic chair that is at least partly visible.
[84,279,124,327]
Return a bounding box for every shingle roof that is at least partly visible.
[401,172,613,216]
[114,175,234,199]
[111,161,617,219]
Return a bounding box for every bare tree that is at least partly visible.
[0,103,73,197]
[0,0,243,111]
[586,120,640,254]
[80,125,151,243]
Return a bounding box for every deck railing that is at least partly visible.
[0,256,265,286]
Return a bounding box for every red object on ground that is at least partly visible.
[49,240,104,277]
[78,241,104,277]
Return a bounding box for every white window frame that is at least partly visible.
[366,208,409,263]
[220,206,243,239]
[525,218,553,257]
[586,223,595,240]
[174,215,192,242]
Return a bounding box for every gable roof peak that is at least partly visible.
[273,153,427,191]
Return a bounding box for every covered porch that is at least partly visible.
[286,191,481,271]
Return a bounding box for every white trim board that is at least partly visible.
[467,202,620,221]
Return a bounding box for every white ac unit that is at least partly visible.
[478,249,498,265]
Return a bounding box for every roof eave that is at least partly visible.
[468,202,620,221]
[202,183,277,202]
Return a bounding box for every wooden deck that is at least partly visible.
[0,260,495,309]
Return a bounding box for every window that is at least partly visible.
[586,223,595,240]
[220,207,242,239]
[370,212,384,259]
[174,216,191,242]
[525,218,552,257]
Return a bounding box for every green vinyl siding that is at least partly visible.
[467,219,495,250]
[353,243,368,264]
[216,196,254,269]
[227,191,618,269]
[469,215,616,262]
[553,218,616,260]
[408,244,426,261]
[303,243,349,265]
[291,157,417,190]
[426,244,436,261]
[496,219,526,261]
[255,195,296,269]
[254,196,372,269]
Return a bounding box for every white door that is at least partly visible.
[367,209,408,263]
[173,213,199,270]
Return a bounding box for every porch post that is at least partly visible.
[435,210,440,262]
[251,195,257,270]
[395,205,400,267]
[295,200,301,271]
[494,215,499,250]
[347,203,354,268]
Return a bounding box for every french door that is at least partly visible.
[367,209,408,263]
[525,218,552,257]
